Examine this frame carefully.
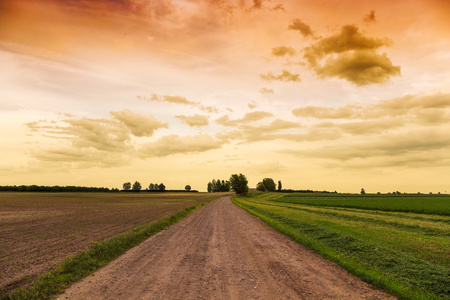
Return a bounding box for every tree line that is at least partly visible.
[0,185,116,193]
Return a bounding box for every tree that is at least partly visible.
[207,182,213,193]
[361,188,366,194]
[149,183,154,191]
[158,183,166,192]
[256,182,266,191]
[123,182,131,191]
[262,178,276,192]
[229,173,249,195]
[132,181,142,191]
[185,185,191,192]
[277,180,282,192]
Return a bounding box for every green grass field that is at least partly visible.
[232,192,450,300]
[279,193,450,215]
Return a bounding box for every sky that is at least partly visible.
[1,0,450,193]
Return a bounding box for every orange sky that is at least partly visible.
[1,0,450,192]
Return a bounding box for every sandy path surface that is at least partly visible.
[57,196,393,299]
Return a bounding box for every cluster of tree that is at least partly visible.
[0,185,115,192]
[207,179,231,192]
[256,178,282,192]
[122,182,197,192]
[123,182,166,192]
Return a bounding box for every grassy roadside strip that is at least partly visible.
[232,194,449,300]
[1,196,223,300]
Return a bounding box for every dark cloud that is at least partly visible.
[364,10,376,24]
[288,19,314,38]
[302,24,400,85]
[260,70,301,82]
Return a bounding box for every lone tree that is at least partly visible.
[132,181,142,191]
[277,180,282,192]
[262,178,276,192]
[361,188,366,194]
[123,182,131,191]
[185,185,192,192]
[229,173,249,195]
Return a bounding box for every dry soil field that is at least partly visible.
[0,192,228,293]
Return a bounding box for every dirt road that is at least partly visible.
[57,196,392,299]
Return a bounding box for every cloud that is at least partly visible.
[316,119,403,135]
[293,105,361,119]
[288,19,314,38]
[110,109,168,137]
[248,101,258,109]
[271,46,296,57]
[364,10,376,24]
[260,70,301,82]
[25,109,168,168]
[314,50,401,86]
[138,134,223,157]
[302,24,400,85]
[295,129,450,168]
[260,88,274,96]
[216,111,274,127]
[145,94,218,113]
[292,93,450,125]
[175,114,209,127]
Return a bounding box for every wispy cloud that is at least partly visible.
[260,70,301,82]
[142,94,218,113]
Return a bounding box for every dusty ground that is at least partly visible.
[58,196,393,299]
[0,192,227,293]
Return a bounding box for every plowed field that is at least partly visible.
[0,192,229,293]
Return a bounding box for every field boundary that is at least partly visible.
[1,196,223,300]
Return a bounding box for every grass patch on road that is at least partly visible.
[1,196,221,300]
[233,192,450,300]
